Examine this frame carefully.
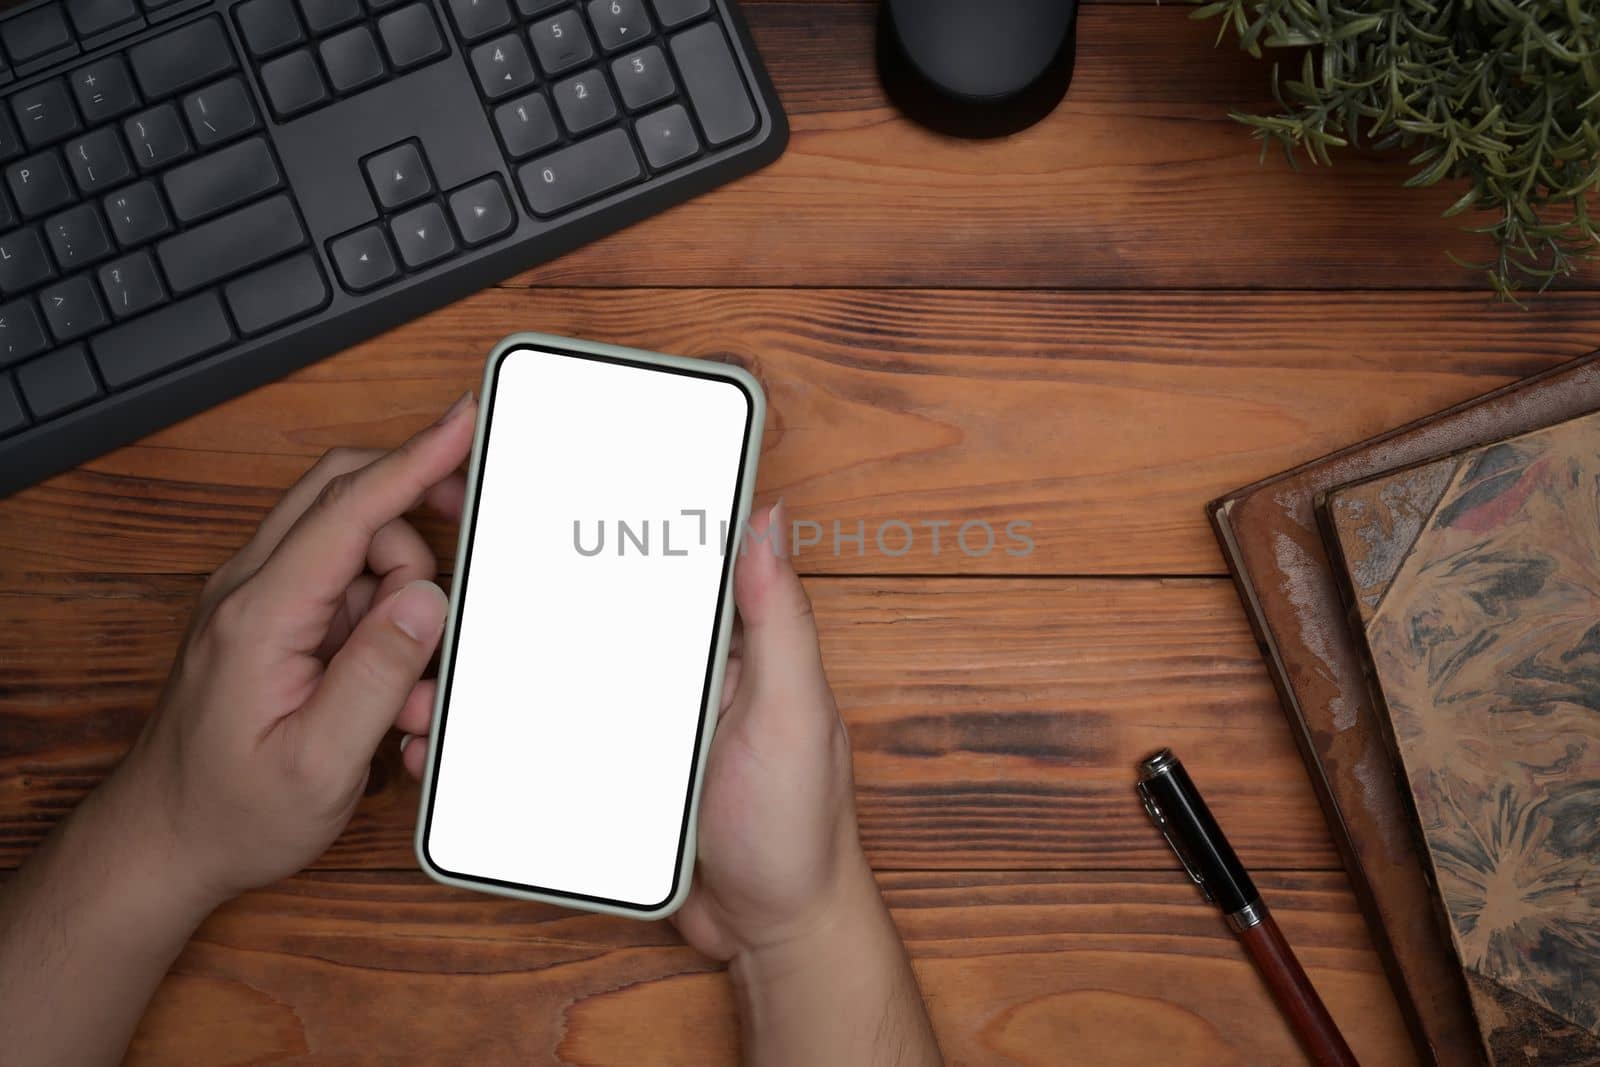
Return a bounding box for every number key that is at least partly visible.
[493,92,559,158]
[447,0,512,42]
[98,251,165,318]
[588,0,650,52]
[470,34,536,100]
[553,70,616,134]
[529,10,592,75]
[612,45,673,110]
[125,105,192,171]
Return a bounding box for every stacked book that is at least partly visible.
[1210,354,1600,1067]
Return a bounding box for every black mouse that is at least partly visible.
[878,0,1079,139]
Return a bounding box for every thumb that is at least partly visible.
[302,579,449,766]
[734,504,830,707]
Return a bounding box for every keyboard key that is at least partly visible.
[39,274,108,341]
[12,80,81,149]
[515,0,565,15]
[91,290,232,388]
[70,57,141,124]
[224,251,326,334]
[670,22,753,147]
[635,101,697,169]
[378,5,445,70]
[183,78,259,147]
[470,34,535,101]
[612,45,673,110]
[518,127,638,216]
[529,10,591,75]
[103,180,170,245]
[448,176,512,245]
[2,7,74,66]
[63,126,133,193]
[163,137,281,223]
[649,0,707,27]
[157,193,304,292]
[447,0,511,43]
[0,110,22,163]
[390,201,454,267]
[16,344,98,417]
[588,0,650,52]
[66,0,139,38]
[98,249,164,317]
[329,225,396,291]
[300,0,363,34]
[553,69,615,134]
[365,142,431,208]
[0,190,13,230]
[493,91,558,158]
[125,104,191,170]
[6,151,74,218]
[128,18,237,100]
[0,297,49,364]
[0,374,25,434]
[260,49,328,117]
[320,26,386,94]
[236,0,304,57]
[0,228,53,293]
[44,202,113,268]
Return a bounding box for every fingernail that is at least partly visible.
[390,580,448,642]
[437,391,473,427]
[399,733,415,754]
[769,500,790,561]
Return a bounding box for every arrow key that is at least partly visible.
[364,142,433,209]
[588,0,652,53]
[449,177,514,246]
[329,224,398,292]
[389,201,455,269]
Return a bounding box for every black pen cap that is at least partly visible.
[1137,749,1259,916]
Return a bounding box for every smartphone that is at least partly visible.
[415,334,765,919]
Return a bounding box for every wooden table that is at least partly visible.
[3,2,1597,1063]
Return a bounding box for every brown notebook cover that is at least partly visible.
[1208,352,1600,1066]
[1323,416,1600,1066]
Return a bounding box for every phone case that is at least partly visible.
[414,332,766,920]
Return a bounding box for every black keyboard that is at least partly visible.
[0,0,783,496]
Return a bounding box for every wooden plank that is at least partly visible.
[0,576,1342,872]
[504,3,1599,290]
[1,288,1593,578]
[118,870,1416,1066]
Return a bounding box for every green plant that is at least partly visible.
[1192,0,1600,298]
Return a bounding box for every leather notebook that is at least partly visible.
[1207,352,1600,1066]
[1322,414,1600,1066]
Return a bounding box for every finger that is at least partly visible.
[314,574,381,660]
[400,732,428,779]
[732,502,831,711]
[394,678,438,735]
[719,619,744,712]
[299,580,450,767]
[253,394,476,617]
[367,516,438,604]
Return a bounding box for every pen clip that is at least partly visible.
[1136,780,1214,903]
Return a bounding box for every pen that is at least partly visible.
[1137,749,1360,1067]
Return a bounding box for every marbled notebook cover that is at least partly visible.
[1325,415,1600,1067]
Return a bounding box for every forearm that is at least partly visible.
[730,860,942,1067]
[0,769,218,1067]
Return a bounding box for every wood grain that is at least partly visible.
[112,870,1416,1066]
[2,289,1595,580]
[0,575,1340,872]
[503,3,1600,291]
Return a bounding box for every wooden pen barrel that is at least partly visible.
[1237,912,1361,1067]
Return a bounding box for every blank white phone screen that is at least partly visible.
[423,347,752,909]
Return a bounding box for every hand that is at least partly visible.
[111,393,477,907]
